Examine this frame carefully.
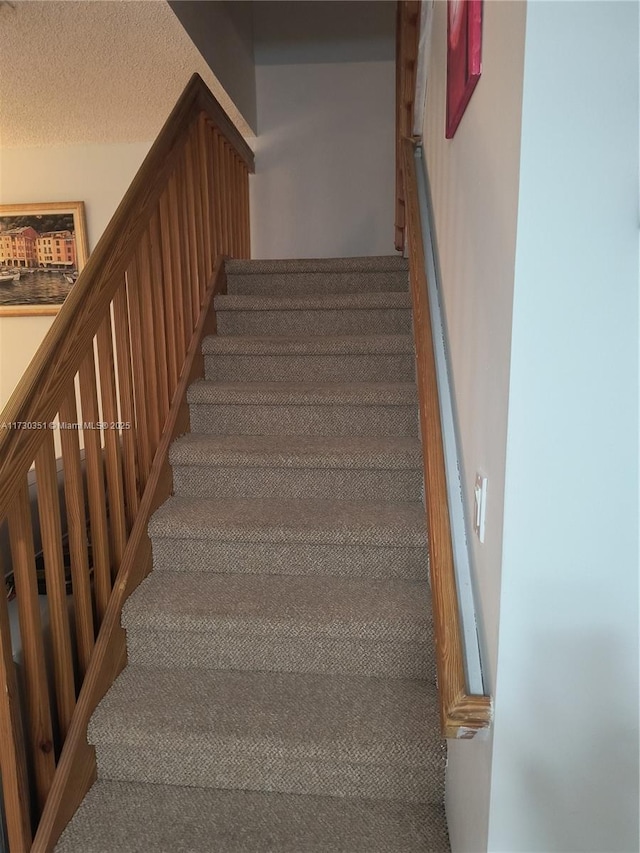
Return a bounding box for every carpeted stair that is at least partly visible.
[57,256,450,852]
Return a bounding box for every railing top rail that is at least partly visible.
[0,74,254,520]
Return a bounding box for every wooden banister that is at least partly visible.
[401,138,491,738]
[0,73,253,851]
[31,260,226,852]
[395,0,421,252]
[0,74,252,518]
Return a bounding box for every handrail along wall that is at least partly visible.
[0,73,254,852]
[401,137,491,738]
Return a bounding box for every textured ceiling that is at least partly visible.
[0,0,253,148]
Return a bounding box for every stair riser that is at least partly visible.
[172,466,423,501]
[204,353,415,382]
[93,746,441,804]
[227,258,409,275]
[227,271,409,296]
[216,309,412,337]
[125,631,435,680]
[150,539,428,580]
[189,404,419,437]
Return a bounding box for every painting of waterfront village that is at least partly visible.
[0,201,89,315]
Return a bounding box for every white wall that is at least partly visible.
[250,2,397,259]
[425,1,639,850]
[422,2,527,850]
[489,3,639,851]
[0,141,150,410]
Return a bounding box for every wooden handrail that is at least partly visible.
[32,260,226,852]
[0,74,252,520]
[395,0,421,252]
[401,138,491,738]
[0,73,252,851]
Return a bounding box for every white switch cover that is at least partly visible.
[474,473,487,543]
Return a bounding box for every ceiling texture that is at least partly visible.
[0,0,252,148]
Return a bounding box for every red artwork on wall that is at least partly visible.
[445,0,483,138]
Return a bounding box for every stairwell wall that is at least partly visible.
[489,3,639,851]
[423,1,639,851]
[0,141,150,409]
[250,1,397,259]
[168,0,257,133]
[421,2,527,850]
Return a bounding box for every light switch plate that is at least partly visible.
[474,473,487,543]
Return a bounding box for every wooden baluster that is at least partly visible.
[233,148,244,258]
[198,113,213,282]
[216,134,230,255]
[96,312,128,569]
[236,155,245,257]
[233,154,243,258]
[228,144,237,256]
[225,142,235,256]
[34,432,76,738]
[112,285,140,529]
[148,210,171,429]
[211,128,225,259]
[242,164,251,258]
[188,125,206,304]
[228,151,237,258]
[133,235,162,456]
[58,388,95,677]
[8,482,56,810]
[125,257,153,492]
[158,189,179,396]
[211,128,224,255]
[184,137,201,324]
[166,172,189,366]
[78,350,111,623]
[177,155,198,335]
[0,550,32,852]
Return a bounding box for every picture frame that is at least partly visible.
[0,201,89,316]
[445,0,483,139]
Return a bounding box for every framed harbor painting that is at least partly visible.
[0,201,89,316]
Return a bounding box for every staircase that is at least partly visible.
[56,256,450,852]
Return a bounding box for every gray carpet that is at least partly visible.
[56,256,449,852]
[170,435,423,501]
[202,334,416,382]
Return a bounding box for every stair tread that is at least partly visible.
[89,667,441,768]
[148,496,427,546]
[170,434,422,469]
[214,292,412,311]
[202,333,415,355]
[123,572,430,640]
[56,780,449,853]
[187,380,418,405]
[226,255,409,274]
